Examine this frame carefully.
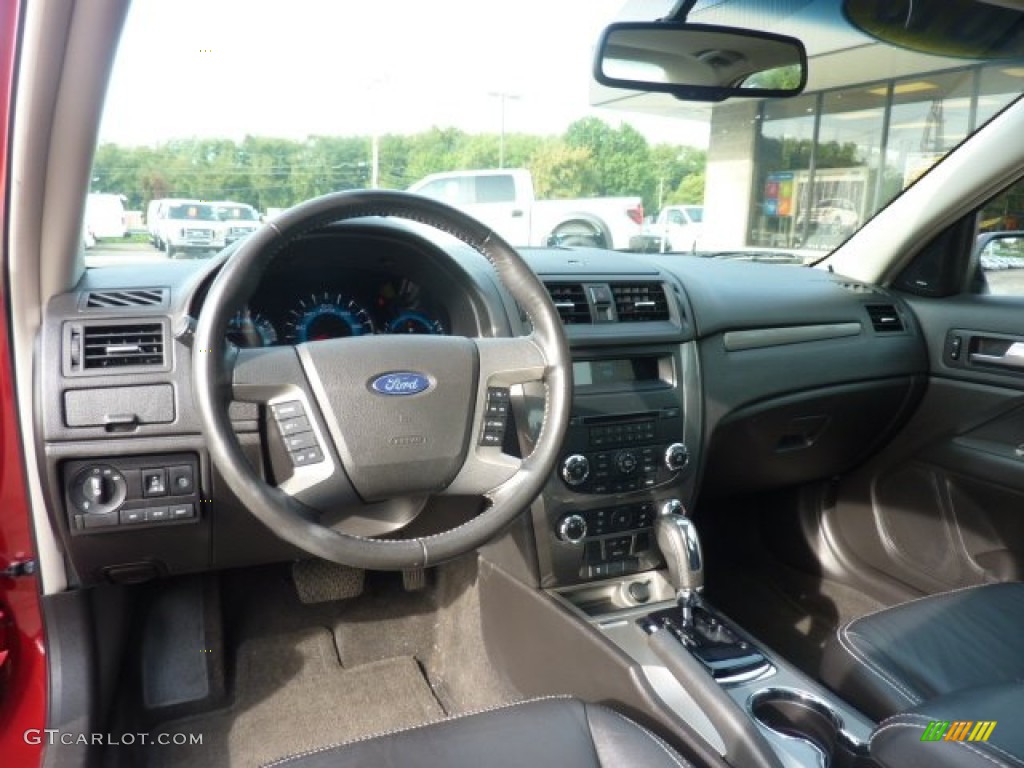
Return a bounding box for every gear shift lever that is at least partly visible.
[653,499,703,625]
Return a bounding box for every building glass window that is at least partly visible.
[797,87,886,250]
[749,95,816,248]
[976,65,1024,127]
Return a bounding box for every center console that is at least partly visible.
[553,573,876,768]
[523,343,703,587]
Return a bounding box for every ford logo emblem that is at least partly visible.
[370,372,432,396]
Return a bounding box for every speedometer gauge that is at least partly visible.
[227,309,278,347]
[285,292,374,342]
[384,311,445,335]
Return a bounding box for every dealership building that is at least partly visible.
[594,1,1023,254]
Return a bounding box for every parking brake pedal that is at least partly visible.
[292,559,365,604]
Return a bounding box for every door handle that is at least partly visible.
[970,341,1024,369]
[511,210,524,218]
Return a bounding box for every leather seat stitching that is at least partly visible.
[259,694,573,767]
[835,624,920,704]
[845,583,1000,634]
[604,709,690,768]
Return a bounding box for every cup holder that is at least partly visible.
[749,688,869,768]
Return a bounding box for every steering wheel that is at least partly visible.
[192,190,571,570]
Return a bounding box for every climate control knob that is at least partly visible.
[561,454,591,487]
[557,514,588,544]
[615,450,639,475]
[664,442,690,472]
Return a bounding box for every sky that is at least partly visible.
[98,0,710,149]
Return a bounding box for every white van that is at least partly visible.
[84,193,127,240]
[146,198,189,249]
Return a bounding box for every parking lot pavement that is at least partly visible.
[84,241,166,267]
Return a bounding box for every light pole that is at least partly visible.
[488,91,520,168]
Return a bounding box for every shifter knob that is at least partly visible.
[653,502,703,595]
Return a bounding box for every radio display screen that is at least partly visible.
[572,357,659,388]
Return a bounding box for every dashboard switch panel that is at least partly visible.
[63,453,201,535]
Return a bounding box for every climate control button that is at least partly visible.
[557,514,588,544]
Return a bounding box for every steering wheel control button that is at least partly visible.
[277,415,312,435]
[142,468,168,497]
[289,446,324,467]
[169,503,195,520]
[561,454,591,487]
[119,508,146,525]
[271,400,306,420]
[479,387,511,447]
[282,431,318,451]
[167,465,195,495]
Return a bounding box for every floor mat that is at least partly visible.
[149,628,445,768]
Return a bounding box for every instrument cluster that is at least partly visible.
[227,274,448,348]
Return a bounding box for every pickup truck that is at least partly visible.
[408,169,643,250]
[629,204,704,253]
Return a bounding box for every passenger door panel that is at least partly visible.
[825,294,1024,594]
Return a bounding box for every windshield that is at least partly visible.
[167,204,219,222]
[218,205,259,222]
[86,0,1022,266]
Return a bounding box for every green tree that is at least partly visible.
[669,172,706,205]
[529,141,593,199]
[564,117,654,206]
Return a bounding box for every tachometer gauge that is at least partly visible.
[384,311,445,335]
[227,309,278,347]
[285,292,374,342]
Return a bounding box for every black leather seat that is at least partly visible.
[869,682,1024,768]
[821,582,1024,721]
[262,697,694,768]
[822,583,1024,767]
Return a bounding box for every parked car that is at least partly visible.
[795,197,860,233]
[409,168,643,250]
[630,204,704,252]
[158,200,224,258]
[6,3,1024,768]
[83,192,127,240]
[212,201,261,246]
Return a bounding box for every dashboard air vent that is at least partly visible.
[83,288,167,309]
[80,323,166,369]
[612,282,670,322]
[544,283,591,324]
[865,304,904,333]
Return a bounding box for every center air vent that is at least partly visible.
[72,323,167,371]
[544,283,591,324]
[83,288,167,309]
[611,282,670,322]
[865,304,905,333]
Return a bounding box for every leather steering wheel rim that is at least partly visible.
[192,190,571,569]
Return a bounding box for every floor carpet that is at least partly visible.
[149,628,445,768]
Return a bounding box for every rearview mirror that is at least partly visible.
[594,21,807,102]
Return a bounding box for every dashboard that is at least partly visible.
[38,219,929,588]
